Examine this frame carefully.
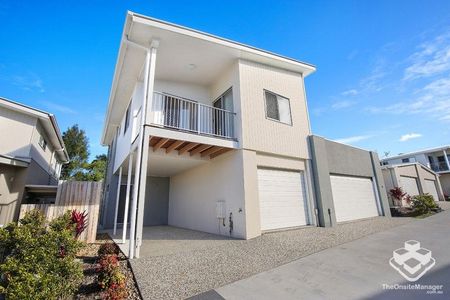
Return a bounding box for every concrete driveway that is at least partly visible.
[214,204,450,300]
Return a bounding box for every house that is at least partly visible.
[101,12,390,259]
[382,163,444,205]
[381,146,450,198]
[0,97,69,225]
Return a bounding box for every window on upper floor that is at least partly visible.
[38,135,47,151]
[124,101,131,135]
[402,158,411,163]
[264,90,292,125]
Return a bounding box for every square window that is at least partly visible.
[124,101,131,134]
[38,135,47,151]
[264,90,292,125]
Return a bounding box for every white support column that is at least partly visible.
[443,149,450,171]
[129,41,158,259]
[136,42,158,258]
[112,166,122,235]
[122,153,133,244]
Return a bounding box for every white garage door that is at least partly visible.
[330,175,379,223]
[258,169,309,231]
[424,179,439,202]
[400,176,420,197]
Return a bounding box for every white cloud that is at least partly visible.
[404,32,450,81]
[367,74,450,120]
[12,73,45,93]
[331,100,357,110]
[341,89,358,96]
[359,59,388,93]
[347,49,359,60]
[334,134,373,144]
[40,101,76,114]
[399,133,422,142]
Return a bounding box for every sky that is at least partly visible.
[1,1,450,159]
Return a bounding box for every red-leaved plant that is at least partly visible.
[71,210,88,238]
[404,195,412,205]
[96,254,127,299]
[390,187,407,206]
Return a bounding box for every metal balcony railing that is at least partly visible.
[151,92,235,139]
[430,162,450,172]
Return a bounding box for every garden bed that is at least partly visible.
[75,234,141,300]
[390,205,442,218]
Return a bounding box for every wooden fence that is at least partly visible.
[19,181,103,243]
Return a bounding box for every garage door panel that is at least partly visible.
[424,179,439,202]
[400,176,420,197]
[330,175,379,223]
[258,169,309,231]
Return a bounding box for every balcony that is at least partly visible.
[430,162,450,173]
[150,92,235,140]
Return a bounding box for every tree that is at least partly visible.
[85,154,108,181]
[61,124,90,180]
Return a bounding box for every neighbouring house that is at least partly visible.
[382,163,444,206]
[0,97,69,225]
[381,146,450,198]
[100,12,390,259]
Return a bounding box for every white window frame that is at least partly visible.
[38,135,47,151]
[124,101,131,135]
[263,90,292,125]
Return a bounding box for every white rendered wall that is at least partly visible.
[113,82,144,172]
[154,79,210,105]
[238,60,310,159]
[168,150,247,239]
[0,108,35,157]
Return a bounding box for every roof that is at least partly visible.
[101,11,317,145]
[0,154,30,167]
[381,162,439,175]
[382,145,450,161]
[0,97,69,163]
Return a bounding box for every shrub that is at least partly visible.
[390,187,407,206]
[0,210,84,300]
[98,242,121,257]
[104,276,127,300]
[96,254,128,300]
[411,194,439,215]
[71,210,88,238]
[404,195,412,205]
[96,255,119,285]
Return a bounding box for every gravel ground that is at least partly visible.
[130,216,413,300]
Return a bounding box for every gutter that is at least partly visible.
[48,114,70,163]
[101,12,134,145]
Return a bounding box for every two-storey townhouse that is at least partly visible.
[0,97,69,225]
[101,12,391,259]
[381,146,450,199]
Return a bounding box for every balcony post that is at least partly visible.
[135,40,158,259]
[122,152,133,244]
[112,166,122,236]
[144,40,159,125]
[129,40,158,259]
[197,104,201,134]
[444,149,450,171]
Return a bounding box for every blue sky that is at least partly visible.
[1,1,450,159]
